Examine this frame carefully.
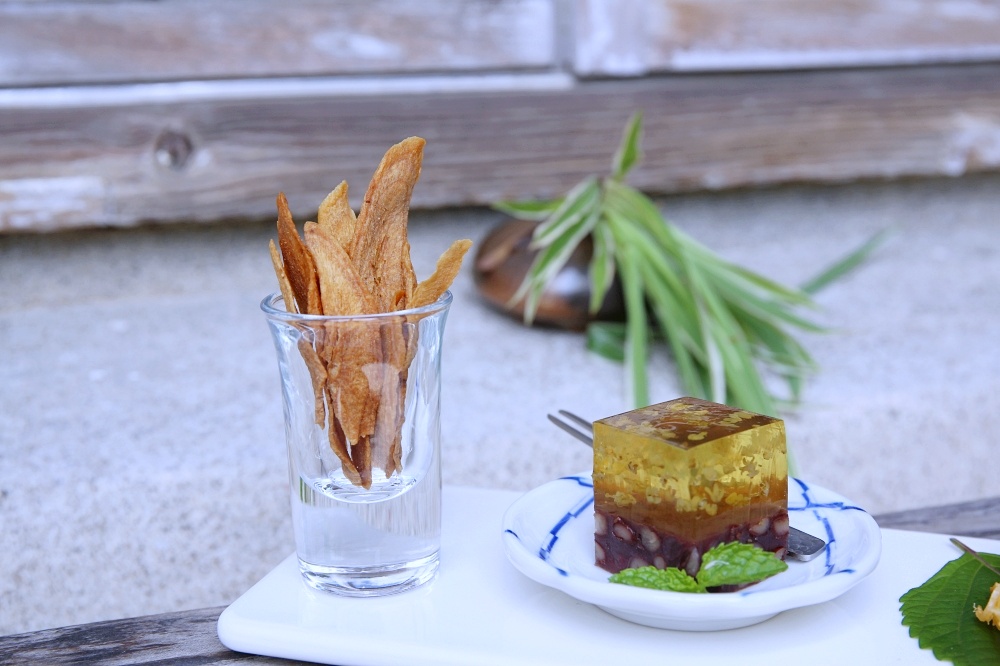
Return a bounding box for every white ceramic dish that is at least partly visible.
[220,486,998,665]
[501,474,882,630]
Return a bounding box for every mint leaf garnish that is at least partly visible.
[900,551,1000,665]
[609,566,704,593]
[609,542,788,593]
[697,541,789,589]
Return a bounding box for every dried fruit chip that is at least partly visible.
[297,336,328,427]
[303,221,375,316]
[317,181,357,252]
[412,238,473,308]
[324,391,362,486]
[373,321,417,476]
[268,239,298,314]
[352,137,423,311]
[276,192,321,314]
[322,319,380,450]
[269,137,472,489]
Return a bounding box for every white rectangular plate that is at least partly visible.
[218,486,999,665]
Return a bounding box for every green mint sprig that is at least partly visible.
[494,112,887,416]
[609,541,789,593]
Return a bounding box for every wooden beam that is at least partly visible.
[0,0,557,86]
[3,64,1000,232]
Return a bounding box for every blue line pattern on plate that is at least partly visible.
[788,478,866,576]
[534,476,869,583]
[559,474,594,488]
[536,477,595,576]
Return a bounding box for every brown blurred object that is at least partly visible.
[473,219,625,331]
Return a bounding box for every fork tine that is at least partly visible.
[546,413,594,447]
[557,410,594,433]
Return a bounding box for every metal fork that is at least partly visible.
[547,410,827,562]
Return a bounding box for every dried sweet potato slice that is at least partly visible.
[411,238,473,308]
[304,222,375,316]
[269,137,467,490]
[297,336,328,427]
[268,239,298,314]
[317,181,357,253]
[325,390,362,486]
[276,193,321,314]
[351,435,373,489]
[370,322,404,477]
[351,137,423,312]
[305,221,381,458]
[380,322,419,476]
[322,319,381,450]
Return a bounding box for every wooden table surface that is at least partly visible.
[4,496,1000,666]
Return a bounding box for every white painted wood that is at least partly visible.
[573,0,1000,75]
[572,0,651,76]
[0,0,558,86]
[0,73,575,109]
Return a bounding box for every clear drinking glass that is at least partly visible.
[261,291,451,596]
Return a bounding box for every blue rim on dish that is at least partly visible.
[501,474,881,631]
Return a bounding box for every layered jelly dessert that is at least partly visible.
[593,397,788,578]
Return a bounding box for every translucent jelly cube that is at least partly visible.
[593,397,788,576]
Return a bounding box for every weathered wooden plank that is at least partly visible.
[0,607,303,665]
[574,0,1000,75]
[876,496,1000,541]
[0,0,556,86]
[3,64,1000,232]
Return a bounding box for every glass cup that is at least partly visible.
[261,291,452,596]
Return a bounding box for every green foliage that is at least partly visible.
[609,542,788,593]
[900,552,1000,665]
[495,111,885,415]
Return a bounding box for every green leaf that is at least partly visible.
[492,197,565,221]
[509,198,601,323]
[531,178,600,248]
[801,228,891,295]
[614,239,649,407]
[738,313,816,404]
[611,112,643,180]
[586,322,626,362]
[609,566,705,593]
[673,227,816,308]
[635,255,711,397]
[900,551,1000,666]
[683,252,775,414]
[588,221,617,314]
[693,256,825,334]
[603,180,677,252]
[696,542,789,589]
[609,543,787,594]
